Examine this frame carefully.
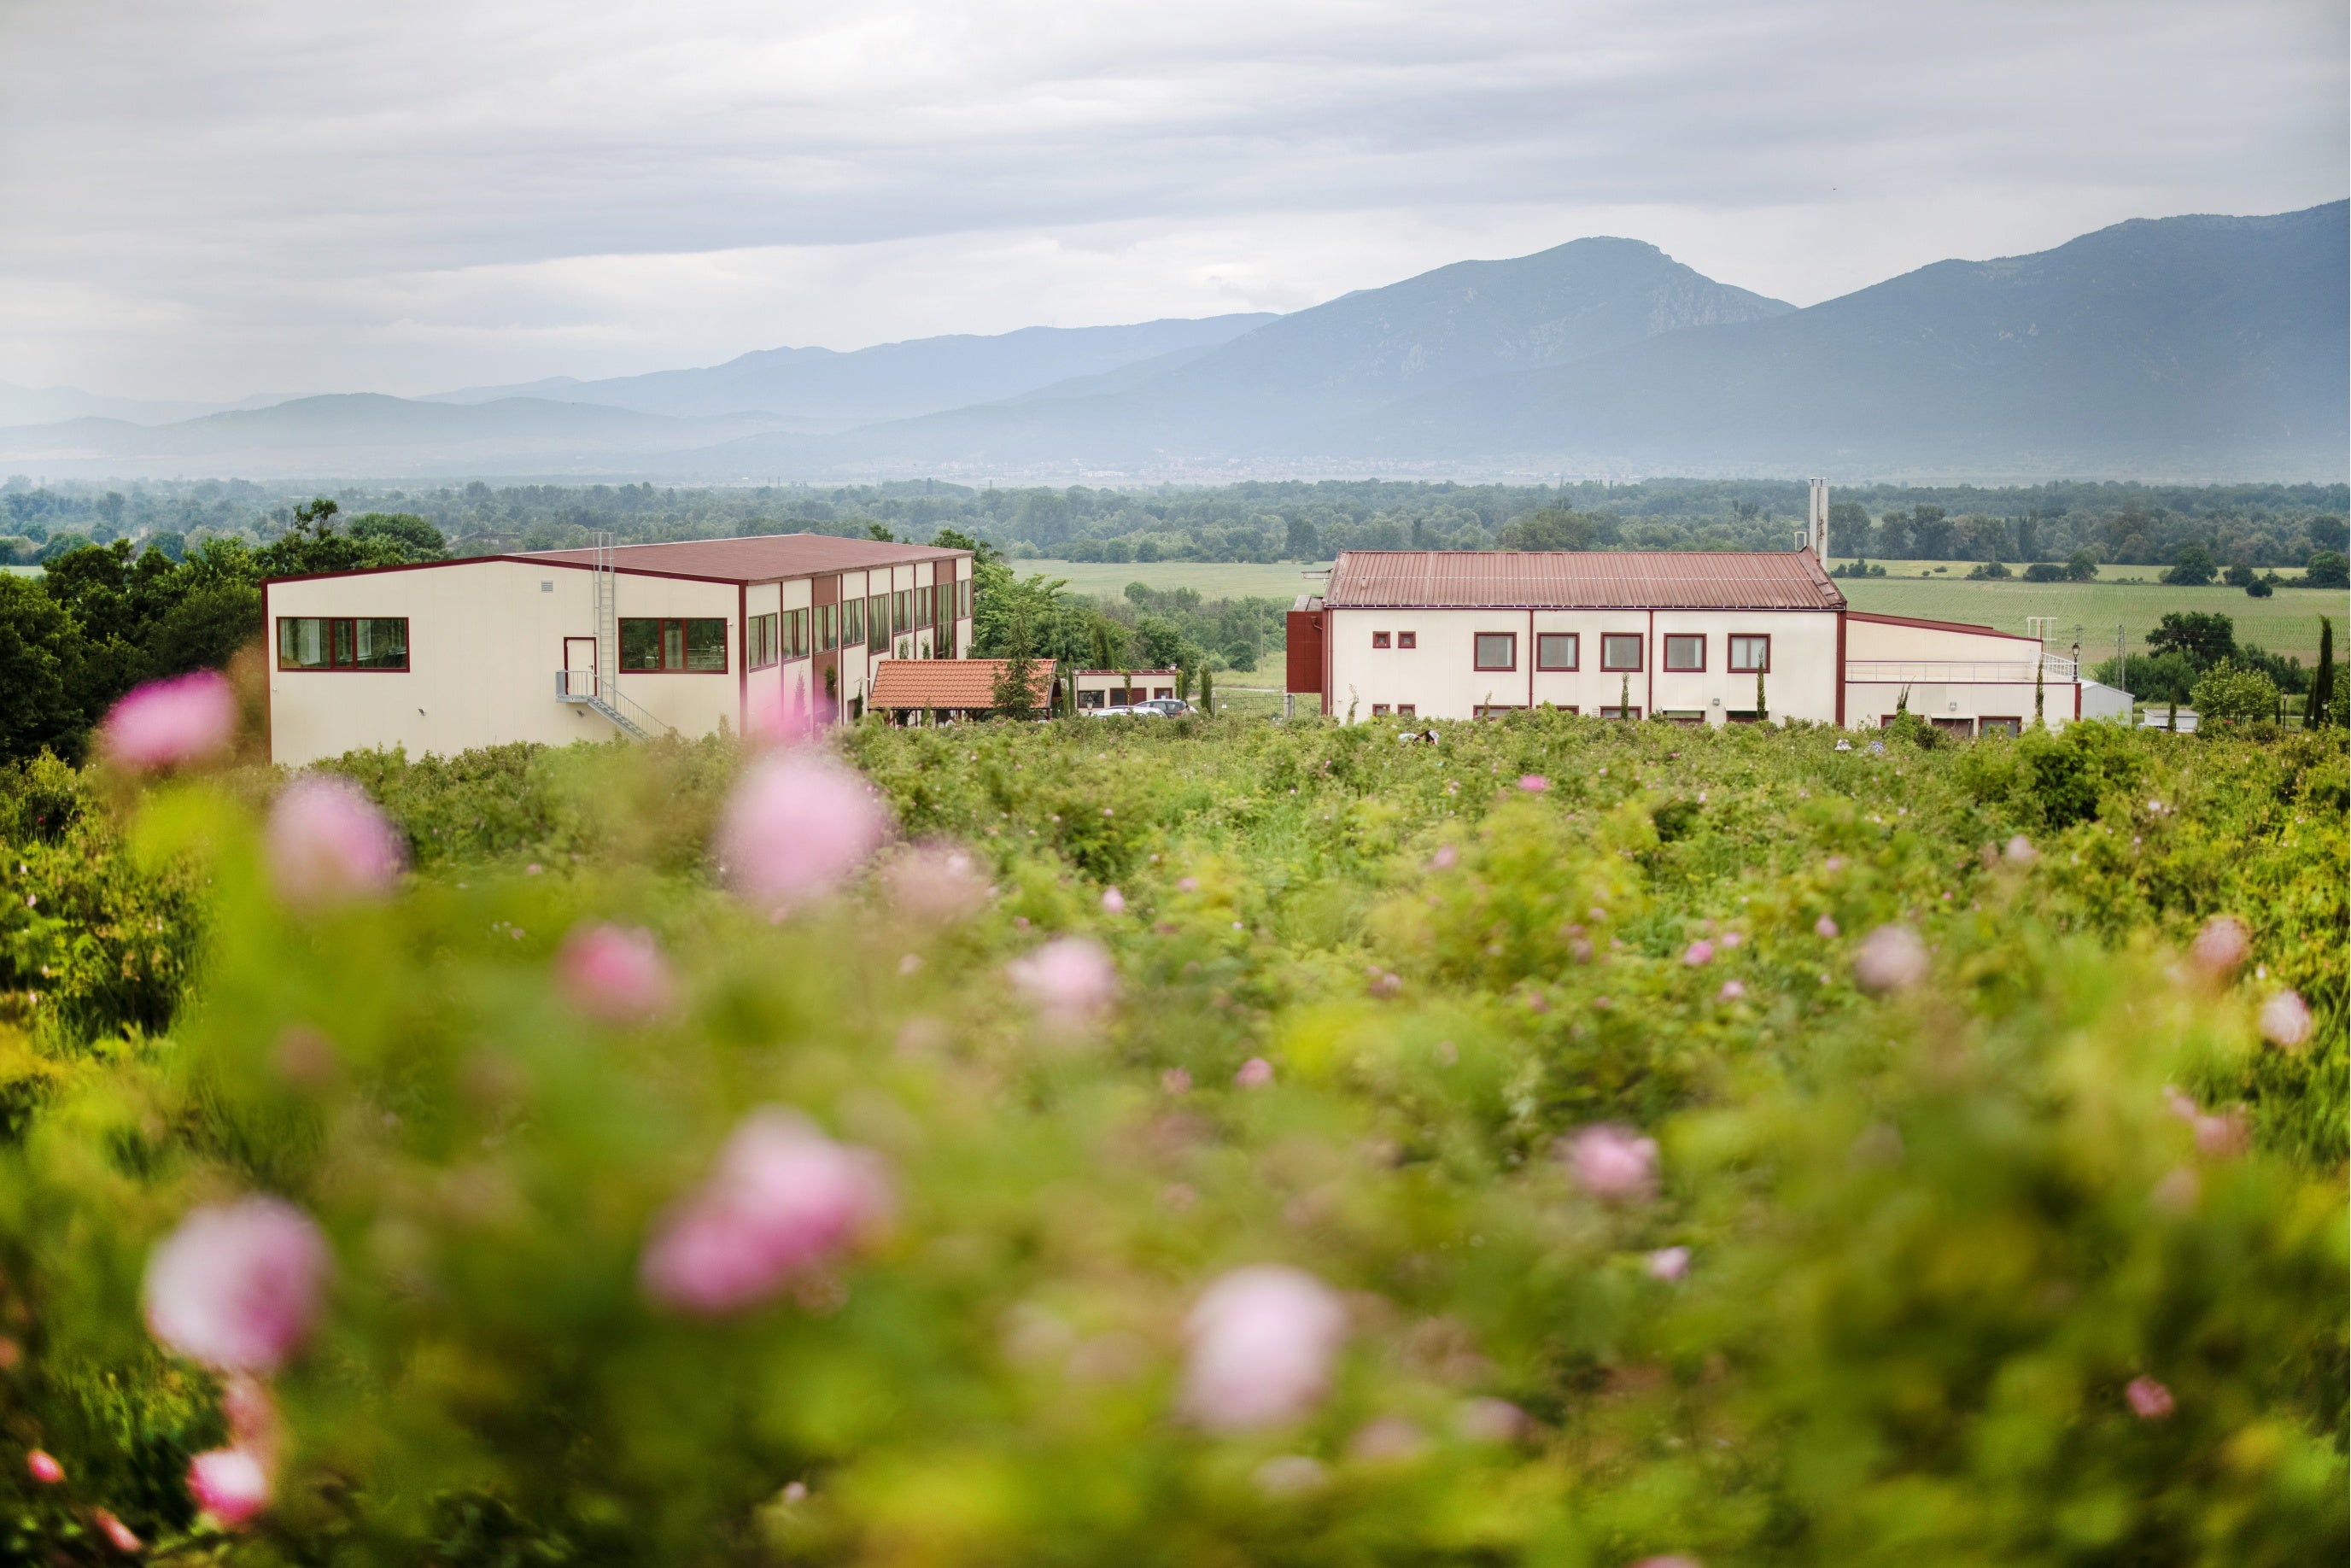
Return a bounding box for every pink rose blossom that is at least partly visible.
[714,752,891,915]
[101,670,237,772]
[1683,939,1714,967]
[1430,845,1458,871]
[1179,1264,1348,1431]
[1717,980,1745,1001]
[1814,915,1839,939]
[1348,1415,1426,1463]
[1177,875,1202,892]
[1007,937,1120,1028]
[2189,916,2251,977]
[640,1109,893,1317]
[1629,1559,1703,1568]
[556,923,676,1025]
[1721,931,1741,949]
[1161,1067,1192,1095]
[93,1510,141,1554]
[883,843,990,923]
[2260,988,2311,1049]
[2003,834,2037,865]
[1101,886,1126,915]
[1234,1057,1274,1088]
[1564,1124,1658,1202]
[188,1448,272,1526]
[1646,1246,1690,1281]
[1518,775,1549,793]
[2126,1376,2173,1419]
[143,1196,330,1373]
[266,777,404,905]
[1854,924,1928,993]
[26,1449,62,1484]
[1455,1396,1532,1444]
[1253,1454,1328,1496]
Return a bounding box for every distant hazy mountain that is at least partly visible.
[424,315,1279,422]
[0,381,233,428]
[705,237,1794,468]
[1346,202,2349,478]
[0,394,789,478]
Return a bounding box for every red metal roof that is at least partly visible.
[523,533,966,583]
[1322,550,1845,611]
[1846,611,2038,642]
[868,658,1058,710]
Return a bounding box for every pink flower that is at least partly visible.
[1161,1068,1192,1095]
[556,923,676,1025]
[1646,1246,1690,1281]
[1455,1396,1532,1444]
[143,1196,330,1373]
[101,670,236,772]
[1101,886,1126,915]
[1178,875,1202,892]
[1682,939,1714,967]
[1518,775,1549,793]
[2260,988,2311,1049]
[2126,1376,2173,1419]
[1854,924,1927,993]
[2003,834,2037,865]
[1824,855,1845,874]
[266,777,404,905]
[93,1510,141,1554]
[1007,937,1120,1028]
[188,1448,272,1526]
[714,752,891,915]
[1814,915,1839,939]
[640,1109,892,1316]
[883,842,990,923]
[2189,916,2250,977]
[1348,1415,1425,1463]
[1234,1057,1274,1088]
[1430,845,1457,871]
[1717,980,1745,1001]
[1179,1265,1348,1431]
[1628,1559,1703,1568]
[1564,1124,1658,1202]
[26,1449,63,1484]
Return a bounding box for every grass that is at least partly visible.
[1016,559,1333,600]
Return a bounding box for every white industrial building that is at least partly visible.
[1285,486,2127,732]
[264,534,973,765]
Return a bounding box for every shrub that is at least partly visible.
[2191,660,2283,727]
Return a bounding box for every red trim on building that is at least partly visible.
[1845,610,2040,642]
[738,583,749,734]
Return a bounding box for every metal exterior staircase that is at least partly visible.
[554,533,673,741]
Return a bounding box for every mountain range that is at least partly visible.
[3,201,2341,483]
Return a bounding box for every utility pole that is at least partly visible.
[2116,623,2127,726]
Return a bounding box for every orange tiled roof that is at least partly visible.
[868,658,1059,709]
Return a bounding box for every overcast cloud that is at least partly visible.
[1,0,2342,403]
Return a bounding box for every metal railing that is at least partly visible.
[1846,656,2078,684]
[554,532,673,741]
[555,670,670,740]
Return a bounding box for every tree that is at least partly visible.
[865,523,897,543]
[2064,550,2098,582]
[991,611,1043,721]
[1755,666,1768,724]
[2305,617,2335,728]
[1496,509,1599,552]
[1199,664,1214,717]
[347,512,447,560]
[2145,611,2237,669]
[2190,660,2279,726]
[2222,562,2256,588]
[1284,517,1320,561]
[2301,551,2349,589]
[0,574,84,762]
[931,528,999,568]
[2161,543,2217,586]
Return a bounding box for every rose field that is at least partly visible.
[0,697,2342,1565]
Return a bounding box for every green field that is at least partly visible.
[1021,559,1334,600]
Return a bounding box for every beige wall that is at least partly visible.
[1325,607,1841,724]
[266,561,738,765]
[1844,616,2078,732]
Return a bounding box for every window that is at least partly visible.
[1398,632,1417,649]
[842,597,865,649]
[1396,704,1416,717]
[1078,688,1105,709]
[1536,633,1579,671]
[1372,631,1391,649]
[1664,635,1705,671]
[1474,632,1517,671]
[1980,717,2022,738]
[1153,687,1173,699]
[1371,703,1391,716]
[747,613,780,670]
[868,594,889,651]
[893,590,912,639]
[275,617,408,671]
[1600,705,1643,720]
[1473,704,1524,718]
[1661,710,1706,728]
[915,586,933,627]
[619,617,728,673]
[816,604,836,652]
[1728,635,1770,673]
[1601,634,1643,671]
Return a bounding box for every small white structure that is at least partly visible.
[264,534,972,765]
[1286,547,2091,732]
[1073,669,1183,710]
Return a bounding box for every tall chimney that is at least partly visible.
[1809,477,1829,558]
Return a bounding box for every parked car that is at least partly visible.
[1085,699,1192,719]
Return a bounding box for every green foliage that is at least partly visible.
[0,717,2338,1560]
[2146,611,2238,669]
[2161,542,2219,586]
[2301,552,2349,589]
[2190,660,2283,727]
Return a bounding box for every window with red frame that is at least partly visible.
[1398,631,1417,649]
[276,617,408,671]
[1728,634,1770,672]
[1600,633,1643,671]
[1474,632,1517,670]
[1372,631,1391,648]
[1664,635,1705,671]
[1536,633,1579,670]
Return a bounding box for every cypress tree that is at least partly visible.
[992,609,1040,720]
[1756,666,1768,723]
[2306,616,2334,728]
[1200,665,1214,717]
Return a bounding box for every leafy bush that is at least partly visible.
[0,715,2338,1561]
[2191,660,2283,727]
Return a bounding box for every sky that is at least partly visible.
[1,0,2343,406]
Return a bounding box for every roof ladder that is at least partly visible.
[556,531,672,741]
